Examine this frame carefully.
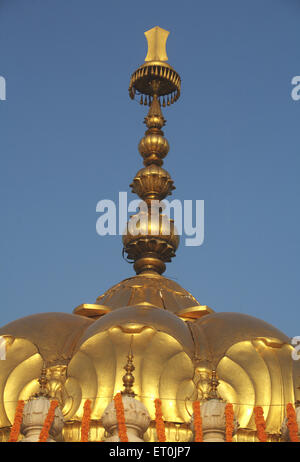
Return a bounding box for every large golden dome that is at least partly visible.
[191,312,300,440]
[0,313,93,432]
[0,306,298,442]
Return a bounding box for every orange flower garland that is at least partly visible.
[81,399,92,442]
[192,401,203,442]
[154,399,166,442]
[8,400,25,442]
[225,403,235,442]
[286,403,299,442]
[254,406,267,442]
[38,400,59,442]
[113,393,128,442]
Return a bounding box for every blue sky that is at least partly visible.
[0,0,299,336]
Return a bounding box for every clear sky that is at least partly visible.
[0,0,299,336]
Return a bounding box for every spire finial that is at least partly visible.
[124,28,181,275]
[121,336,136,397]
[34,361,50,398]
[128,26,181,103]
[207,370,221,400]
[144,26,169,62]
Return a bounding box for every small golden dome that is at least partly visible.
[191,311,291,366]
[190,312,298,435]
[0,312,93,366]
[73,272,213,320]
[138,133,169,166]
[130,165,175,203]
[76,304,195,356]
[122,209,179,274]
[67,305,195,426]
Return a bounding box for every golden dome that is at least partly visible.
[0,312,93,429]
[190,312,299,439]
[66,305,196,434]
[0,312,93,367]
[73,272,214,320]
[193,311,291,364]
[76,304,195,354]
[0,305,298,442]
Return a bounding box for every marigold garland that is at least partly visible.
[113,393,128,442]
[192,401,203,442]
[80,399,92,442]
[286,403,299,442]
[8,400,25,442]
[254,406,267,442]
[154,398,166,442]
[38,400,59,442]
[225,403,235,442]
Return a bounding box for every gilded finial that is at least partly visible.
[144,26,169,62]
[121,336,136,397]
[124,28,181,275]
[128,26,181,103]
[34,361,50,398]
[207,370,221,400]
